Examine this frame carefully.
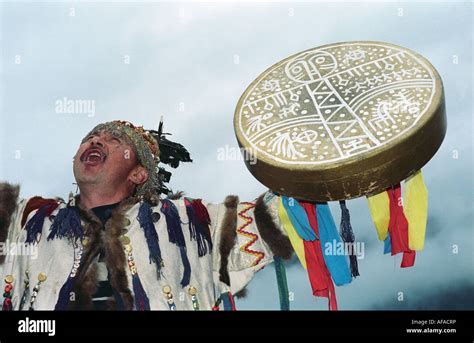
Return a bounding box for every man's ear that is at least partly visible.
[129,165,149,186]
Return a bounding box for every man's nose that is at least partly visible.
[90,136,105,147]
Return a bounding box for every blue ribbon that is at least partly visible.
[281,196,317,241]
[221,293,234,311]
[384,233,392,255]
[316,203,352,286]
[160,199,192,287]
[137,201,163,275]
[132,275,150,311]
[25,205,50,244]
[274,257,290,311]
[47,207,83,242]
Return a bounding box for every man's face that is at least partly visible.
[73,130,142,191]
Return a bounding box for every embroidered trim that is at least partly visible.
[237,202,265,266]
[70,243,84,278]
[122,236,150,311]
[28,272,47,310]
[162,285,177,311]
[54,242,84,310]
[2,275,14,311]
[19,271,30,310]
[188,286,199,311]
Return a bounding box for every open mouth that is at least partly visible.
[80,147,107,166]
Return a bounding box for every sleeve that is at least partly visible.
[205,191,293,296]
[0,183,32,310]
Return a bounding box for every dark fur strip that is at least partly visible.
[233,287,248,299]
[69,200,103,310]
[0,183,20,264]
[75,201,103,279]
[105,297,117,311]
[254,194,293,260]
[167,190,185,200]
[218,195,239,286]
[70,263,99,311]
[103,197,138,311]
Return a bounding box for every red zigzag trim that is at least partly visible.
[237,202,265,266]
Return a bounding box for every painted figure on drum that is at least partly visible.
[0,41,446,311]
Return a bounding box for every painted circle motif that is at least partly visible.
[236,42,436,165]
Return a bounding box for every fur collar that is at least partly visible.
[0,183,20,264]
[69,195,139,310]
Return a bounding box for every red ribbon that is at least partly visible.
[227,292,237,311]
[387,185,416,268]
[300,202,338,310]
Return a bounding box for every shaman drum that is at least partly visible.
[234,41,446,201]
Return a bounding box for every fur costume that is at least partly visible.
[0,182,284,310]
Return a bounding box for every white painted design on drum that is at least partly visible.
[237,42,436,165]
[285,50,338,83]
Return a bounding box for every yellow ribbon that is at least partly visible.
[367,191,390,241]
[404,170,428,251]
[278,198,307,269]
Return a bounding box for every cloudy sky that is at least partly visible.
[0,0,472,310]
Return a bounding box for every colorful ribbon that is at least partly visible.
[367,191,390,241]
[387,185,416,268]
[278,198,307,269]
[367,177,422,267]
[383,233,392,255]
[300,202,338,311]
[404,171,428,251]
[221,292,236,311]
[281,196,317,241]
[315,203,352,286]
[274,256,290,311]
[339,200,359,278]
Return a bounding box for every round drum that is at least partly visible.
[234,41,446,201]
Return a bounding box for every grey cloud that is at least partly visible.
[1,1,472,310]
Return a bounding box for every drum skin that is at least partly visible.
[234,41,446,202]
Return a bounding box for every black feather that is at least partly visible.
[147,123,192,196]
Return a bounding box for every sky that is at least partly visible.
[0,0,472,310]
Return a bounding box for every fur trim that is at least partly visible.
[70,263,99,310]
[105,297,117,311]
[75,202,103,276]
[70,201,103,310]
[167,191,185,200]
[233,287,248,299]
[0,183,20,264]
[70,196,138,310]
[218,195,239,286]
[143,191,160,206]
[254,194,293,260]
[103,197,138,310]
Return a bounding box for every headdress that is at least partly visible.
[81,118,192,198]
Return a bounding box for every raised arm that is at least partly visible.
[207,191,293,299]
